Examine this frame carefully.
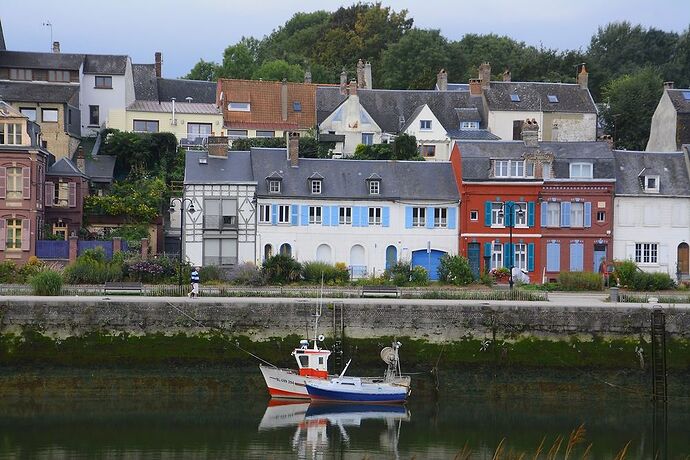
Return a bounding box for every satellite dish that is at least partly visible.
[380,346,397,365]
[317,334,325,342]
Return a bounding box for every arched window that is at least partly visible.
[264,244,273,261]
[316,244,332,263]
[280,243,292,257]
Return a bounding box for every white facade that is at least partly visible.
[487,110,597,142]
[402,105,451,161]
[319,95,382,156]
[79,58,135,136]
[613,196,690,276]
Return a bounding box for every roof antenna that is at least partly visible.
[42,21,53,51]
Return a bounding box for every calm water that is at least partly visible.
[0,366,688,459]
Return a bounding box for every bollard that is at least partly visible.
[610,286,619,303]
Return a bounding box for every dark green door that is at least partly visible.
[468,243,481,279]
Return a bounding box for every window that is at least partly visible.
[494,160,509,177]
[460,121,479,130]
[311,180,322,194]
[635,243,658,264]
[89,105,99,126]
[683,91,690,101]
[514,243,527,270]
[339,207,352,225]
[309,206,322,224]
[369,180,380,195]
[644,175,660,193]
[256,130,274,138]
[133,120,159,133]
[362,133,374,145]
[434,208,447,228]
[412,207,426,227]
[54,182,69,207]
[95,76,113,89]
[510,161,524,177]
[269,180,281,194]
[187,123,211,140]
[570,162,593,179]
[491,202,504,227]
[52,221,68,240]
[278,205,290,224]
[0,124,22,145]
[491,242,503,270]
[259,204,271,224]
[203,238,238,266]
[514,202,527,227]
[5,219,22,250]
[570,202,584,228]
[280,243,292,257]
[596,211,606,222]
[42,109,58,123]
[546,202,560,228]
[420,120,432,130]
[547,95,559,103]
[9,68,32,81]
[228,102,250,111]
[369,207,382,225]
[510,94,520,102]
[204,199,237,229]
[542,163,552,179]
[470,210,479,221]
[293,102,302,112]
[494,160,533,178]
[6,167,22,200]
[20,108,36,121]
[420,145,436,157]
[48,70,71,82]
[228,130,248,139]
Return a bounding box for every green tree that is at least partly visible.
[252,59,304,82]
[84,177,167,222]
[184,59,219,81]
[352,134,421,161]
[391,133,419,160]
[600,67,663,150]
[380,29,449,89]
[217,42,257,79]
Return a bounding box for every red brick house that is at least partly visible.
[45,153,89,239]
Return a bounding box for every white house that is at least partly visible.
[646,82,690,152]
[612,149,690,279]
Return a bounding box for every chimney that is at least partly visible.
[304,70,312,84]
[288,132,300,167]
[364,61,372,90]
[281,78,288,122]
[52,41,60,53]
[522,119,539,147]
[551,121,559,142]
[478,62,491,89]
[155,52,162,78]
[436,69,448,91]
[576,63,588,89]
[469,78,482,96]
[349,79,357,96]
[356,59,365,89]
[664,81,675,90]
[339,69,348,95]
[502,69,511,82]
[207,136,229,158]
[76,146,86,173]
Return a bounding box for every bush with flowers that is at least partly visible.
[490,267,511,283]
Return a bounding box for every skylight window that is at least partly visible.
[293,101,302,112]
[683,91,690,100]
[547,95,559,103]
[510,94,520,102]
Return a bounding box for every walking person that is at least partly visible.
[189,266,200,298]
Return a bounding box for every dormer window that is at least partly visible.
[311,179,322,194]
[547,95,559,103]
[570,162,593,179]
[644,175,660,193]
[420,120,432,130]
[228,102,250,111]
[269,180,281,193]
[369,180,380,195]
[0,123,23,145]
[460,121,479,130]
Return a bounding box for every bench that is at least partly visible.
[361,285,400,298]
[103,282,144,295]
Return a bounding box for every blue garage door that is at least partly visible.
[411,249,446,281]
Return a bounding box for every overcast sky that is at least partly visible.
[2,0,689,78]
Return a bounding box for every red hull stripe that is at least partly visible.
[268,387,309,399]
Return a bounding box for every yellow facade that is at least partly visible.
[108,108,224,141]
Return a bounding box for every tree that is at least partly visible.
[352,134,422,160]
[217,43,257,79]
[600,67,663,150]
[184,59,219,81]
[252,59,304,82]
[380,29,449,89]
[391,133,419,160]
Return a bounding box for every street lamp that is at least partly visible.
[169,198,197,289]
[498,201,525,290]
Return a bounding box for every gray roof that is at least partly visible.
[0,50,84,70]
[83,54,128,75]
[185,150,254,184]
[47,157,87,178]
[668,89,690,114]
[84,155,116,183]
[127,100,219,114]
[157,78,216,104]
[458,140,614,181]
[132,64,158,100]
[613,150,690,196]
[455,108,481,122]
[447,129,501,141]
[483,82,596,113]
[0,81,79,105]
[446,83,469,91]
[317,86,484,133]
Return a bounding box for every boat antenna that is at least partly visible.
[312,275,324,350]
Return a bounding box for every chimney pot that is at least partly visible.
[577,63,588,89]
[437,69,448,91]
[521,119,539,147]
[155,52,162,78]
[469,78,482,96]
[664,81,675,90]
[364,61,372,90]
[207,136,229,158]
[479,62,491,89]
[288,132,300,167]
[52,41,60,53]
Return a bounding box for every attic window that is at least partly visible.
[228,102,250,111]
[683,91,690,100]
[460,121,479,130]
[644,175,660,193]
[293,102,302,112]
[369,180,380,195]
[268,180,281,194]
[311,179,322,194]
[547,95,559,103]
[420,120,432,130]
[510,94,520,102]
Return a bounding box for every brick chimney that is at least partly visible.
[664,81,675,90]
[364,61,372,90]
[437,69,448,91]
[479,62,491,89]
[339,70,348,95]
[502,69,511,82]
[576,63,588,89]
[469,78,482,96]
[349,79,357,96]
[207,136,229,158]
[288,132,300,167]
[356,59,365,89]
[304,70,312,84]
[52,41,60,53]
[155,52,162,78]
[76,146,86,173]
[522,119,539,147]
[281,78,288,122]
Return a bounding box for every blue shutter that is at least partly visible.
[527,202,535,227]
[300,205,309,226]
[560,202,571,227]
[426,207,435,229]
[484,201,492,227]
[484,242,492,258]
[503,243,511,269]
[271,204,278,226]
[352,207,360,227]
[322,206,330,226]
[546,242,560,272]
[290,204,299,226]
[361,207,369,227]
[570,242,584,272]
[504,202,513,227]
[584,202,592,228]
[331,206,339,226]
[448,207,457,229]
[527,243,535,272]
[405,207,413,229]
[382,207,390,227]
[541,202,548,228]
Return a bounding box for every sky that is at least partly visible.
[2,0,690,78]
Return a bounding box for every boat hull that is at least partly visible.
[306,382,409,403]
[260,365,311,399]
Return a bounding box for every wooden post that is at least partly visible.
[69,236,78,262]
[112,237,122,254]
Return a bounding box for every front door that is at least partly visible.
[593,244,607,272]
[468,243,481,279]
[678,243,689,277]
[385,245,397,270]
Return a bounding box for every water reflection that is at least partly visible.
[259,401,410,459]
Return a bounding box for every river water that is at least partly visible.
[0,366,687,459]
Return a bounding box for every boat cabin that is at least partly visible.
[292,341,331,379]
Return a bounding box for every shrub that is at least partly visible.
[385,262,412,286]
[490,267,511,282]
[29,269,63,296]
[64,248,123,284]
[262,254,302,284]
[228,263,264,285]
[613,259,638,287]
[0,260,17,283]
[437,255,474,285]
[558,272,604,291]
[199,265,226,282]
[19,256,45,281]
[629,271,675,291]
[410,266,429,286]
[124,255,177,283]
[302,261,350,284]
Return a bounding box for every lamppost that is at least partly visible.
[169,198,196,289]
[498,201,525,290]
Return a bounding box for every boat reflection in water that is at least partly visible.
[258,400,411,459]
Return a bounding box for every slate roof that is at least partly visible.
[482,82,596,113]
[0,50,84,70]
[84,155,117,183]
[132,64,158,100]
[185,150,254,184]
[47,157,88,178]
[455,107,481,122]
[83,54,128,75]
[447,129,501,141]
[457,141,614,181]
[613,150,690,196]
[0,81,79,105]
[667,89,690,114]
[157,78,216,104]
[317,86,485,133]
[127,100,220,114]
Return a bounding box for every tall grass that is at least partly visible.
[29,269,63,296]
